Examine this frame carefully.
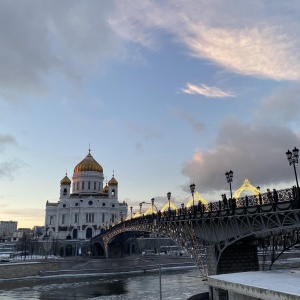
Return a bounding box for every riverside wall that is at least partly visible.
[0,255,195,280]
[0,261,60,279]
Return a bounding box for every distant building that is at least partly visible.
[0,221,18,240]
[45,150,128,240]
[13,228,33,239]
[32,226,44,238]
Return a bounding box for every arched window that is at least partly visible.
[76,182,79,190]
[94,182,96,190]
[63,188,67,195]
[73,229,78,239]
[86,228,92,239]
[82,182,85,190]
[112,189,115,196]
[88,181,90,189]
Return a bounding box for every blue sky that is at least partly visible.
[1,0,300,228]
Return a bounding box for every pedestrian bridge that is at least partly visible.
[92,187,300,277]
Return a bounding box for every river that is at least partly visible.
[0,268,208,300]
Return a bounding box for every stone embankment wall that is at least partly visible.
[0,261,60,279]
[0,256,195,279]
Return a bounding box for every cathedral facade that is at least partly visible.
[45,150,128,240]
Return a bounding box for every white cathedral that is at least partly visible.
[45,150,128,240]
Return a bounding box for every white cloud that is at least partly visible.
[111,0,300,81]
[181,83,235,98]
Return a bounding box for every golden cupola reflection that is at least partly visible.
[60,174,71,185]
[74,150,103,173]
[108,176,118,186]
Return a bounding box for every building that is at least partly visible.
[45,150,128,241]
[13,228,33,240]
[0,221,18,240]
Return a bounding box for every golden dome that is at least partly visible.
[108,176,118,186]
[60,174,71,185]
[74,150,103,173]
[103,184,109,193]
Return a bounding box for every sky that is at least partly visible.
[1,0,300,228]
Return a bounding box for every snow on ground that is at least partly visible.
[209,270,300,296]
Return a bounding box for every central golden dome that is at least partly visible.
[74,151,103,173]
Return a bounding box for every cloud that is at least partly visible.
[0,134,18,152]
[181,83,235,98]
[0,158,25,180]
[258,84,300,125]
[111,0,300,81]
[0,1,119,100]
[170,107,205,134]
[181,83,300,194]
[182,117,299,193]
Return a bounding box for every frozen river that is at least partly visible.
[0,268,208,300]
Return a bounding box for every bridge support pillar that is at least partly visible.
[206,240,259,300]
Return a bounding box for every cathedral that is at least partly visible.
[45,150,128,240]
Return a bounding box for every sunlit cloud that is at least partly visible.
[181,83,235,98]
[112,1,300,81]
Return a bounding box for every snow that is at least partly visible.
[209,269,300,296]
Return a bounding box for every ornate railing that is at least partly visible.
[93,187,298,239]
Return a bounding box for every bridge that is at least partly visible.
[92,186,300,299]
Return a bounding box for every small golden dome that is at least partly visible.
[108,176,118,186]
[60,174,71,185]
[103,184,109,193]
[74,150,103,173]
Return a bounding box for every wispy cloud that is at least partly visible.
[181,83,235,98]
[170,107,205,133]
[111,1,300,81]
[0,134,18,152]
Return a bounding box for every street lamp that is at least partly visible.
[130,206,133,219]
[141,199,162,300]
[286,147,300,194]
[167,191,171,215]
[190,183,195,214]
[139,202,142,215]
[225,170,233,199]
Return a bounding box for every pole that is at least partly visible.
[158,219,162,300]
[142,201,162,300]
[229,182,233,199]
[293,164,300,197]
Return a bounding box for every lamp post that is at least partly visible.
[130,206,133,219]
[141,199,162,300]
[225,170,233,199]
[190,183,195,214]
[286,147,300,194]
[167,191,171,215]
[139,202,142,215]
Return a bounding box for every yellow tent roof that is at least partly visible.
[233,178,260,199]
[186,191,208,208]
[161,201,177,212]
[133,211,141,218]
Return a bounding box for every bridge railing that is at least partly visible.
[95,187,298,238]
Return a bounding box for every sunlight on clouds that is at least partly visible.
[184,25,300,81]
[193,150,204,163]
[181,83,235,98]
[112,1,300,81]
